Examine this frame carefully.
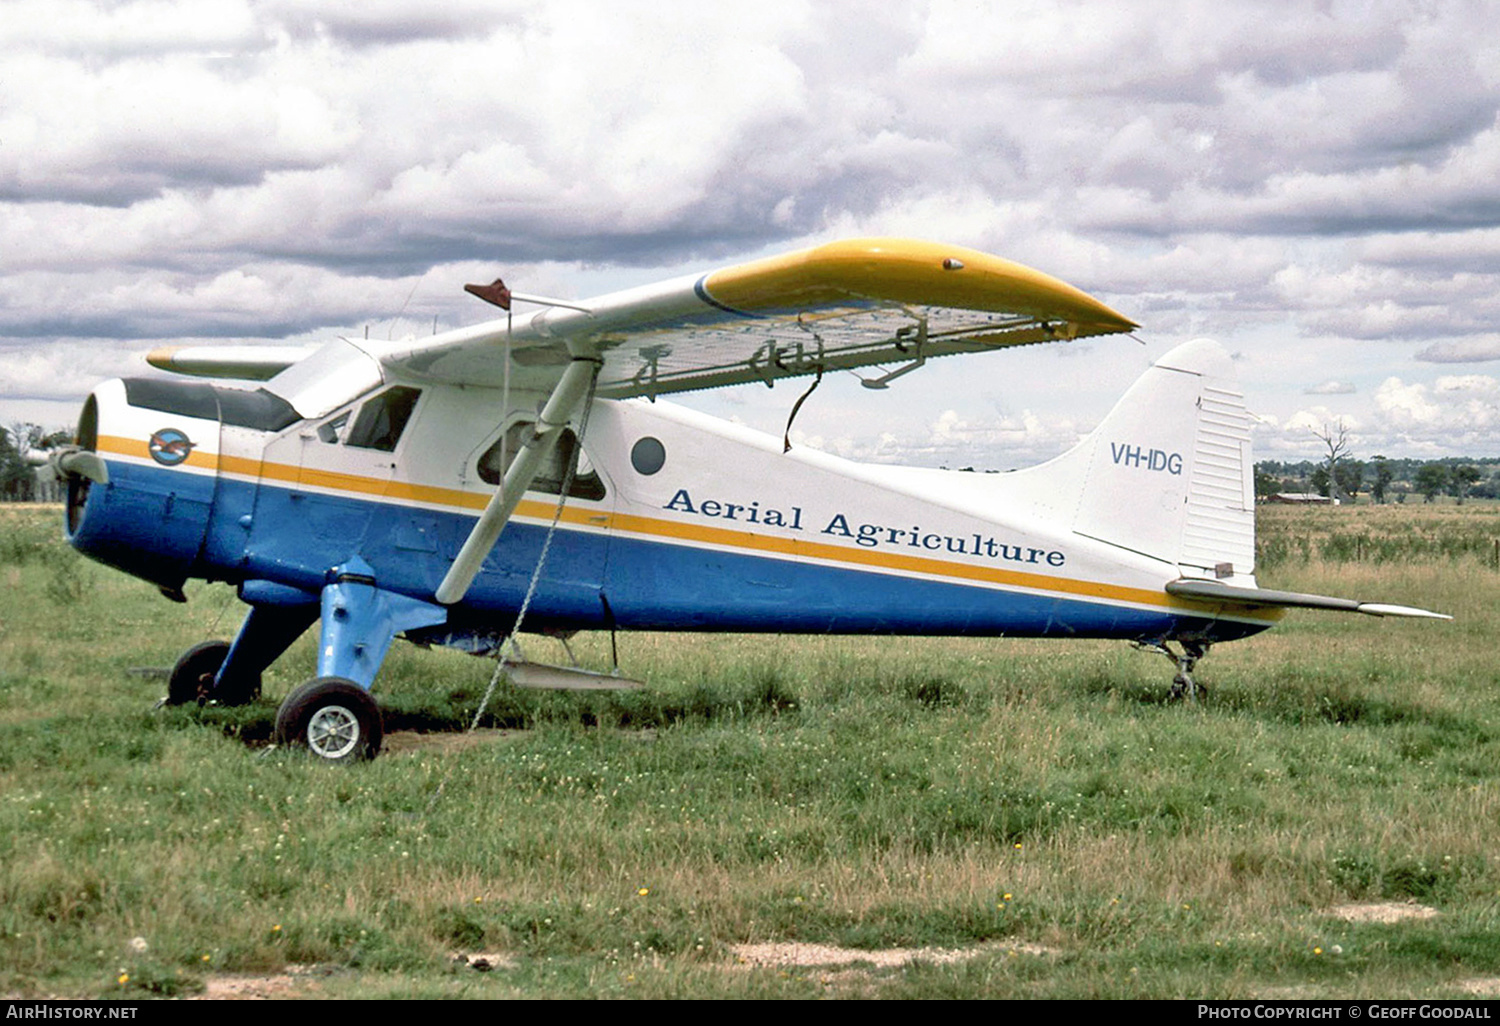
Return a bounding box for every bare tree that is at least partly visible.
[1314,419,1353,502]
[7,422,42,460]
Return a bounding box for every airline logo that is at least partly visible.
[148,428,196,467]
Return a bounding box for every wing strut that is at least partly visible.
[435,348,603,606]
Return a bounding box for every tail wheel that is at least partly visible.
[275,677,382,763]
[166,640,261,706]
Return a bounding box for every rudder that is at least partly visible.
[1051,339,1255,579]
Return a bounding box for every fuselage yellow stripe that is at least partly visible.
[95,435,1278,623]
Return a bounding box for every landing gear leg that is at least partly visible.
[1134,640,1211,701]
[271,559,446,763]
[165,597,323,707]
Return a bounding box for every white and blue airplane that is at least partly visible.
[49,238,1447,761]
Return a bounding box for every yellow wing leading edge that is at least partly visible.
[592,237,1137,398]
[701,238,1134,328]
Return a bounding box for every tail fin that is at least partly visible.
[1010,339,1450,621]
[1023,339,1256,579]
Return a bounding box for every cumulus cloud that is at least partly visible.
[1367,374,1500,449]
[866,405,1098,471]
[1306,381,1357,395]
[1415,337,1500,363]
[0,341,146,401]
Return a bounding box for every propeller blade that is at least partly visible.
[53,448,109,485]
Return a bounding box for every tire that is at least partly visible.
[275,677,383,762]
[165,641,261,706]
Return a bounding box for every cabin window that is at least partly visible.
[630,436,666,475]
[345,386,422,452]
[477,423,606,501]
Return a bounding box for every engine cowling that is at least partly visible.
[62,379,224,598]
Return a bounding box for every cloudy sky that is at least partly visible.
[3,0,1499,468]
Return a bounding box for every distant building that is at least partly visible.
[1264,492,1339,506]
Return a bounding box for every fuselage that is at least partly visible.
[64,364,1277,650]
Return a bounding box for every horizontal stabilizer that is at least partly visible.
[1166,579,1451,620]
[1354,603,1454,620]
[146,345,315,380]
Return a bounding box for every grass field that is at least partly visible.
[1,502,1498,999]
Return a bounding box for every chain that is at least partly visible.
[467,362,601,732]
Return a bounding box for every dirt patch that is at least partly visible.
[1327,902,1439,924]
[730,939,1056,970]
[1460,978,1500,997]
[199,974,302,1000]
[1254,985,1323,1001]
[453,952,518,972]
[382,728,521,756]
[196,966,325,1000]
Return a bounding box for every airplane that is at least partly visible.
[47,237,1448,762]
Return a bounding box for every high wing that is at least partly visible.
[376,238,1137,398]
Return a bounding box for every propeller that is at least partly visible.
[49,445,109,485]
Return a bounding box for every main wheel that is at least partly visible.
[275,677,383,762]
[166,641,262,706]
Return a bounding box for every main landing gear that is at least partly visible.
[162,559,447,764]
[163,636,378,761]
[1134,639,1211,701]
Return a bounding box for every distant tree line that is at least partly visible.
[1,423,72,502]
[1256,455,1500,504]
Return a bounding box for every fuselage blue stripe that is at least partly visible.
[71,458,1271,645]
[693,275,763,319]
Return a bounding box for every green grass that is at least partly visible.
[1258,500,1500,567]
[3,503,1500,998]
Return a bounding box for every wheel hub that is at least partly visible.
[306,704,361,760]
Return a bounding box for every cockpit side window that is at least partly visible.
[346,386,422,452]
[316,412,350,444]
[477,423,606,501]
